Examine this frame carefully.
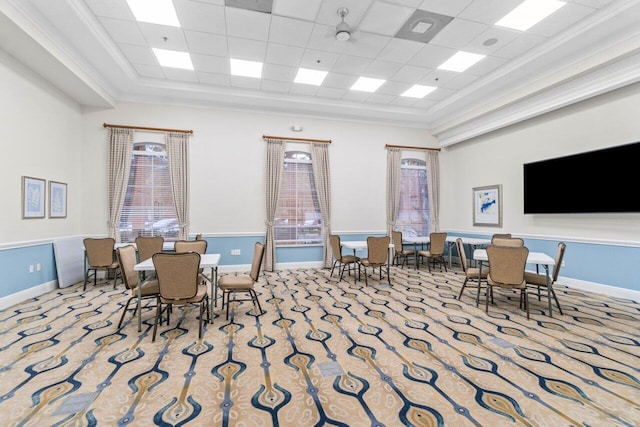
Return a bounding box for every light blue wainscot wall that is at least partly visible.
[0,244,57,299]
[448,232,639,293]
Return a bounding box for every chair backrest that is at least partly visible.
[116,245,138,291]
[249,242,266,282]
[429,232,447,255]
[84,237,116,267]
[552,242,567,282]
[486,245,529,286]
[195,234,203,240]
[135,236,164,262]
[391,231,403,252]
[456,238,468,274]
[329,234,342,261]
[366,236,390,265]
[174,239,207,254]
[492,237,524,247]
[152,252,200,300]
[491,233,512,243]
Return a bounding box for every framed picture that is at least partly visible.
[473,184,502,227]
[22,176,46,219]
[49,181,67,218]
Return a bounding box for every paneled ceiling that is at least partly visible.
[2,0,640,145]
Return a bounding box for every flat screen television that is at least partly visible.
[523,141,640,214]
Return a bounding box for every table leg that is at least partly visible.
[353,249,359,283]
[476,262,483,307]
[544,265,553,317]
[209,266,218,323]
[448,241,453,269]
[414,243,419,270]
[137,270,143,332]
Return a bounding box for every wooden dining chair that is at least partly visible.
[491,237,524,247]
[151,252,210,342]
[83,237,121,290]
[485,244,530,319]
[491,233,512,243]
[417,232,447,272]
[115,245,159,328]
[357,236,391,285]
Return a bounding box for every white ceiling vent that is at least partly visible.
[225,0,273,14]
[395,10,452,43]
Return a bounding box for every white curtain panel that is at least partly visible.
[264,139,285,271]
[165,132,190,240]
[310,142,332,268]
[107,128,134,242]
[386,148,402,238]
[426,150,440,232]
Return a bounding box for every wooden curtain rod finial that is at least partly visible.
[103,123,193,134]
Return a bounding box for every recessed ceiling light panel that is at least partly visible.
[401,85,436,98]
[295,68,328,86]
[126,0,180,27]
[350,77,386,93]
[438,51,486,73]
[496,0,566,31]
[230,58,263,78]
[153,48,193,70]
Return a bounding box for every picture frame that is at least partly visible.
[22,176,46,219]
[473,184,502,227]
[49,181,67,218]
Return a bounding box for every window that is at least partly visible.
[274,151,322,245]
[119,143,178,242]
[396,158,430,237]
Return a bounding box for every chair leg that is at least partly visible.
[251,289,264,315]
[225,291,231,320]
[152,298,161,342]
[458,277,469,300]
[524,289,530,320]
[330,260,337,277]
[485,285,490,313]
[551,288,563,315]
[118,296,134,328]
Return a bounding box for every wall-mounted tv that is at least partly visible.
[523,141,640,214]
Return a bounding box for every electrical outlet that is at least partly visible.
[37,263,41,271]
[29,264,34,273]
[231,249,241,256]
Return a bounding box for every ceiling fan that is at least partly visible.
[334,7,357,41]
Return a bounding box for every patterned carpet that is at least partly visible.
[1,265,639,426]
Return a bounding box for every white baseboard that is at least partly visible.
[560,277,640,301]
[0,280,59,311]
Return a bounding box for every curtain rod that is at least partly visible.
[385,144,441,152]
[103,123,193,134]
[262,134,331,144]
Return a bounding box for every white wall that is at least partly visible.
[81,101,438,236]
[0,51,83,243]
[440,81,640,242]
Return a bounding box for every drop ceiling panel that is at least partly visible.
[85,0,133,20]
[261,79,292,93]
[184,31,228,56]
[458,0,521,25]
[364,60,404,78]
[341,32,391,58]
[528,3,596,38]
[98,17,146,45]
[418,0,473,17]
[227,37,267,60]
[331,55,371,75]
[175,0,226,34]
[429,18,489,49]
[464,27,521,56]
[266,43,305,66]
[226,7,270,40]
[391,64,431,82]
[191,53,229,74]
[268,15,314,47]
[377,38,424,63]
[272,0,323,21]
[262,63,297,82]
[409,43,456,68]
[138,23,188,50]
[358,2,414,36]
